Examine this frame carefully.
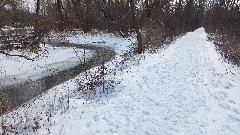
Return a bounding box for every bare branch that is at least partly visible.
[0,50,34,61]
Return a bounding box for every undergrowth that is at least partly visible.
[208,33,240,66]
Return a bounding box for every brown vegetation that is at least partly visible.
[0,87,12,115]
[205,0,240,66]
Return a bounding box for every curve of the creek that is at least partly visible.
[1,41,116,115]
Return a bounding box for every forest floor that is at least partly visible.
[1,28,240,134]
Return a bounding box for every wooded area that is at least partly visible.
[0,0,240,56]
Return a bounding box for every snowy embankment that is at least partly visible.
[1,28,240,134]
[0,45,94,86]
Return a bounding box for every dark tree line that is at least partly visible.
[1,0,240,54]
[205,0,240,36]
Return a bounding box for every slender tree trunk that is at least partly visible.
[130,0,143,54]
[35,0,40,33]
[101,0,113,30]
[145,0,151,17]
[57,0,64,31]
[83,0,91,32]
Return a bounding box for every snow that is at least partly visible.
[1,28,240,134]
[0,44,95,86]
[49,31,133,53]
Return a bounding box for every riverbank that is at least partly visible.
[0,42,116,115]
[0,31,133,116]
[0,44,94,86]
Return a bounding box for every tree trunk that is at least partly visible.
[145,0,151,17]
[83,0,91,32]
[35,0,40,33]
[130,0,143,54]
[57,0,64,31]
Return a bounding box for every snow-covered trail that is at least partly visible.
[38,28,240,135]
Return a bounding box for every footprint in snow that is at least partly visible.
[212,91,228,101]
[144,131,151,135]
[123,105,134,112]
[102,116,114,125]
[93,115,100,122]
[229,100,235,104]
[142,111,151,116]
[86,122,92,128]
[219,103,231,110]
[223,82,234,89]
[228,115,240,123]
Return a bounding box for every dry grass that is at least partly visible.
[0,87,12,115]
